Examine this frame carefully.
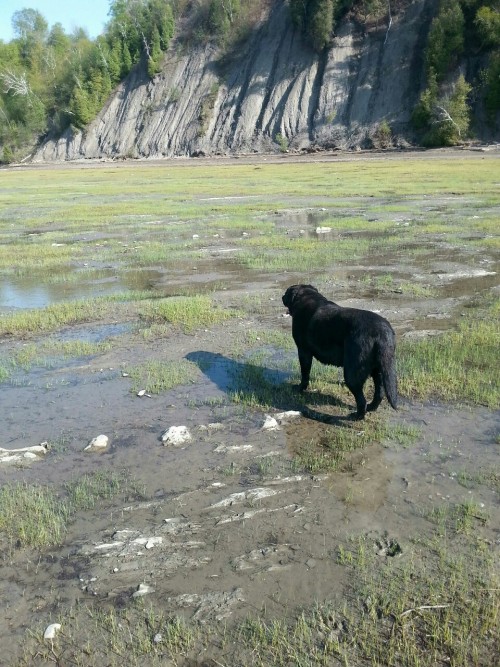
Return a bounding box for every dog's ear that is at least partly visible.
[283,284,300,308]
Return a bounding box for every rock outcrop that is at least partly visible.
[34,0,434,161]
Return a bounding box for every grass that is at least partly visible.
[126,359,199,393]
[0,471,145,549]
[138,295,240,332]
[0,298,112,335]
[292,418,420,475]
[330,532,499,667]
[3,339,113,374]
[399,302,500,408]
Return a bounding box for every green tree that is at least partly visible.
[421,74,472,146]
[475,6,500,48]
[147,25,163,78]
[426,0,465,82]
[412,68,439,129]
[290,0,336,51]
[484,50,500,117]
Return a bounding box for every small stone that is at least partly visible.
[162,426,192,447]
[132,583,155,598]
[154,633,162,644]
[262,415,279,431]
[44,623,61,640]
[84,434,109,452]
[145,537,162,549]
[275,410,301,423]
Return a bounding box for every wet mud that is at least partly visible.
[0,157,499,665]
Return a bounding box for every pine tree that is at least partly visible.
[147,26,163,79]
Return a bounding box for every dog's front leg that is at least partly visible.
[297,348,313,391]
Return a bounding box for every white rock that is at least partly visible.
[275,410,301,423]
[262,416,279,431]
[132,583,155,598]
[316,226,331,234]
[162,426,192,447]
[0,442,49,457]
[44,623,61,640]
[84,434,109,452]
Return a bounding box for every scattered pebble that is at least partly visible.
[43,623,61,640]
[132,583,155,598]
[262,416,279,431]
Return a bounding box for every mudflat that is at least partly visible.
[0,150,498,666]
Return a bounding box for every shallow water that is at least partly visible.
[0,268,163,309]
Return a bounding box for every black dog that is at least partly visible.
[282,284,397,419]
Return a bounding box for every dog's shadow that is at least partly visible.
[185,351,354,424]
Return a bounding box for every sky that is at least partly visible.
[0,0,111,42]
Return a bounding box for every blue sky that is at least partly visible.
[0,0,111,42]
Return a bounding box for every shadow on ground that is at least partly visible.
[186,350,353,424]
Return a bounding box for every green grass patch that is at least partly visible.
[332,532,499,667]
[399,303,500,408]
[0,471,145,549]
[0,483,71,549]
[139,295,239,332]
[127,359,199,393]
[0,298,111,336]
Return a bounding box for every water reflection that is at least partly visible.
[0,269,163,310]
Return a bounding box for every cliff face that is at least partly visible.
[34,0,435,161]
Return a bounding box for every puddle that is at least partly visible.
[53,322,133,343]
[0,269,163,309]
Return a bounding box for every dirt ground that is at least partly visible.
[0,149,499,665]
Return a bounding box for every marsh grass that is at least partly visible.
[126,359,199,393]
[0,298,112,335]
[9,339,112,369]
[427,499,489,535]
[362,273,437,297]
[0,471,145,549]
[455,466,500,492]
[19,531,499,667]
[332,532,499,667]
[293,419,420,474]
[0,483,71,549]
[238,235,372,271]
[139,295,239,332]
[20,603,199,667]
[399,304,500,408]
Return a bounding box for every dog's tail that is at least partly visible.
[379,342,398,410]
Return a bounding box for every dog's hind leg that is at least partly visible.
[343,369,368,418]
[367,370,383,412]
[297,349,313,391]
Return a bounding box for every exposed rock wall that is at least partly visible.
[34,0,434,161]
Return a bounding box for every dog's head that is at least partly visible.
[282,284,318,313]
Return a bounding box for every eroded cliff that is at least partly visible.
[34,0,435,161]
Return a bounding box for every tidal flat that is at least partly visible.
[0,150,498,666]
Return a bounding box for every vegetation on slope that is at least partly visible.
[0,0,499,162]
[413,0,500,145]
